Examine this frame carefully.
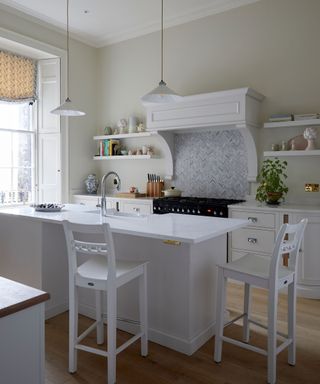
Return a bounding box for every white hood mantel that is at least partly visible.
[145,88,264,181]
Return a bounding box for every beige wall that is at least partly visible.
[0,5,98,200]
[96,0,320,203]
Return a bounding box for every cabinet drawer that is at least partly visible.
[121,202,152,215]
[72,195,99,207]
[232,228,275,254]
[231,210,276,229]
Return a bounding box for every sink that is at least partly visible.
[85,209,147,219]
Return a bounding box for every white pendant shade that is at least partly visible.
[51,97,85,116]
[141,80,182,104]
[141,0,181,105]
[51,0,85,117]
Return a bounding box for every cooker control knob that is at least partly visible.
[181,208,185,213]
[220,211,223,216]
[187,209,190,213]
[177,208,180,212]
[214,211,217,216]
[197,210,201,214]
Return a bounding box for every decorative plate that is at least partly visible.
[34,203,64,212]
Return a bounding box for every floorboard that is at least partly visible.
[45,283,320,383]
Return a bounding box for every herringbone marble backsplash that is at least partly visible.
[173,130,248,199]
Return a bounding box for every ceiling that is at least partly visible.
[0,0,261,48]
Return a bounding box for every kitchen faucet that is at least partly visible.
[100,171,121,216]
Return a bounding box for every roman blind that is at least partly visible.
[0,50,38,102]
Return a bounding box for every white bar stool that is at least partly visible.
[214,218,307,384]
[63,220,148,384]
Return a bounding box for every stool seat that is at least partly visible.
[224,253,294,286]
[77,256,144,282]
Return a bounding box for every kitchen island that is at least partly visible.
[0,204,247,354]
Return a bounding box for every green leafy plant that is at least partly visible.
[255,158,288,204]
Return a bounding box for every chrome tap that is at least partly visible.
[100,171,121,216]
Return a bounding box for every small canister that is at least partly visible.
[281,141,287,151]
[128,116,138,133]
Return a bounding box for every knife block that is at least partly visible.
[147,181,164,197]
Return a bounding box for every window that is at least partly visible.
[0,101,36,204]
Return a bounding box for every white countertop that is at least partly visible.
[228,201,320,213]
[0,204,248,244]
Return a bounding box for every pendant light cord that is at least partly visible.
[161,0,164,83]
[66,0,70,99]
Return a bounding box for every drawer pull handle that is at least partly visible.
[248,237,257,244]
[133,207,140,212]
[248,217,258,223]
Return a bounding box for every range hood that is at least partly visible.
[144,88,265,181]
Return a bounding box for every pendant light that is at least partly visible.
[51,0,85,116]
[141,0,181,104]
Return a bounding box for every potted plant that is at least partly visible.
[256,158,288,204]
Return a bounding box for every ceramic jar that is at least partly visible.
[85,174,99,194]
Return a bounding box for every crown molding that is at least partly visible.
[0,0,261,48]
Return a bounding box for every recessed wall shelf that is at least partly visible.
[264,150,320,157]
[263,119,320,129]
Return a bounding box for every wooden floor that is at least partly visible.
[45,283,320,384]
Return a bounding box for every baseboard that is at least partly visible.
[78,303,215,355]
[297,285,320,299]
[45,301,68,320]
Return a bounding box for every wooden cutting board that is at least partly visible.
[115,192,146,198]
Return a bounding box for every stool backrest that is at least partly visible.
[62,221,116,284]
[269,218,308,284]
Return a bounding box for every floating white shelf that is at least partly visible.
[263,119,320,129]
[93,132,156,140]
[264,150,320,157]
[93,155,153,160]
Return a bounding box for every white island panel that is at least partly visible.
[0,204,247,354]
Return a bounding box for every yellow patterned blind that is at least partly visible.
[0,50,37,102]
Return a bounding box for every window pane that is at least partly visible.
[0,101,35,205]
[0,168,11,190]
[0,102,33,131]
[12,132,33,167]
[0,131,12,166]
[13,168,32,203]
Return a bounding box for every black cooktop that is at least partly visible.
[153,197,245,217]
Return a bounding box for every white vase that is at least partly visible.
[306,138,316,150]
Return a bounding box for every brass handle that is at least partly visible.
[248,237,257,244]
[248,217,258,223]
[163,240,181,246]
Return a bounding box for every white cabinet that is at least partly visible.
[72,194,100,207]
[0,277,49,384]
[72,194,119,210]
[229,203,320,298]
[120,200,153,215]
[290,213,320,298]
[229,208,279,261]
[72,194,153,214]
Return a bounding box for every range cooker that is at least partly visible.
[153,197,244,218]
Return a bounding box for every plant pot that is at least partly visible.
[266,192,282,205]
